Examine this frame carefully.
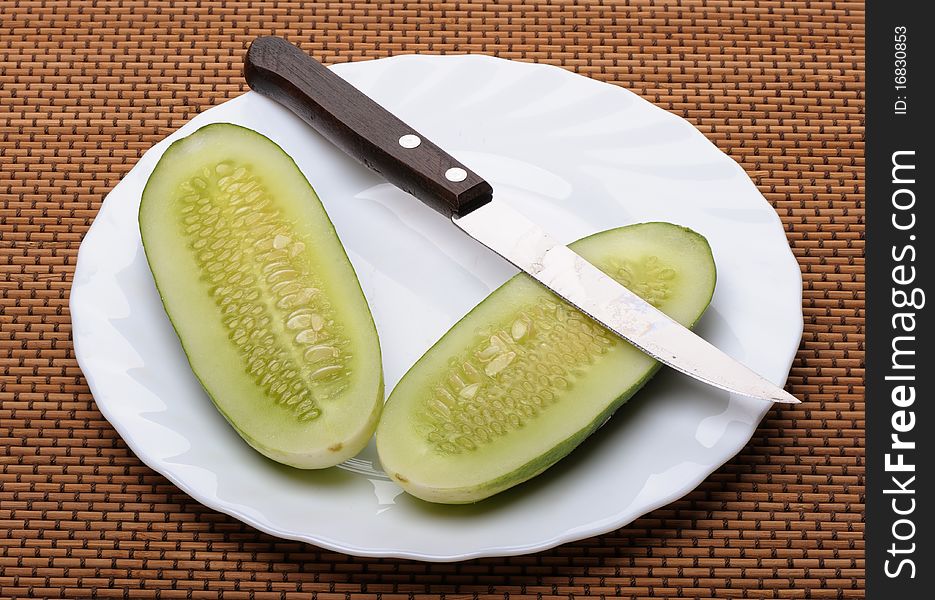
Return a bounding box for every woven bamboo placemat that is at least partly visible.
[1,1,864,598]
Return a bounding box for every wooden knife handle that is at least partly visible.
[244,36,493,218]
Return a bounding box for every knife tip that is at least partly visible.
[772,389,801,404]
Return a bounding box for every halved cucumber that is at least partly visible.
[376,222,716,503]
[140,123,383,468]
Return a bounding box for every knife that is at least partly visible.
[243,36,799,404]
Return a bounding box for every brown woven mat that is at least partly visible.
[1,1,864,597]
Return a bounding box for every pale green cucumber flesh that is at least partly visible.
[376,222,716,503]
[140,123,383,469]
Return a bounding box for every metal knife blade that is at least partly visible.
[454,202,799,404]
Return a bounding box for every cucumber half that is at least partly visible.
[376,222,716,503]
[140,123,383,468]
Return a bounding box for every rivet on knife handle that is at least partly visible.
[244,36,493,218]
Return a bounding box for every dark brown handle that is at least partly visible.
[244,36,493,218]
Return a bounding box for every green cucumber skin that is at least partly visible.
[140,123,383,469]
[377,223,716,503]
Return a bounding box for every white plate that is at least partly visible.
[70,55,802,561]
